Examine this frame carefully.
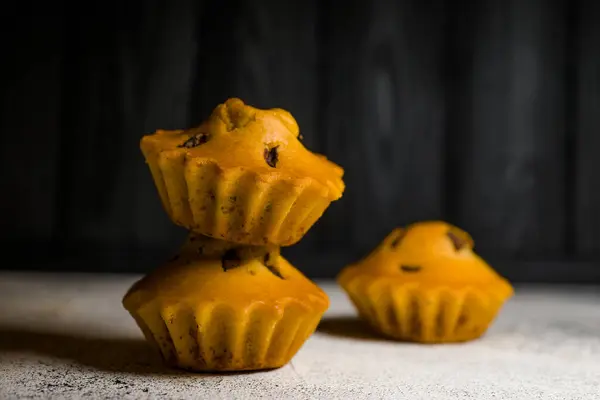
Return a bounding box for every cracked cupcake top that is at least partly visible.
[140,98,344,201]
[339,221,513,288]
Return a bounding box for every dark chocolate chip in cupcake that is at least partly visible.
[400,265,422,273]
[264,145,279,168]
[263,253,284,279]
[178,132,210,148]
[266,265,284,279]
[390,229,407,248]
[221,249,241,271]
[447,230,467,251]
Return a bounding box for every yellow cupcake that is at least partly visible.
[123,234,329,372]
[140,98,345,246]
[337,221,513,343]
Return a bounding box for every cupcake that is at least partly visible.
[140,98,345,246]
[123,234,329,372]
[337,221,513,343]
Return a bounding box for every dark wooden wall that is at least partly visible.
[2,0,600,282]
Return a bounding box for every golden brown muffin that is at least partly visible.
[140,98,345,246]
[337,221,513,343]
[123,234,329,372]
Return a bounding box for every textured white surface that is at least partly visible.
[0,272,599,400]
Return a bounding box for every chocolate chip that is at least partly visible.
[447,230,466,250]
[390,229,406,248]
[400,265,422,273]
[266,265,284,279]
[263,252,284,279]
[178,132,210,148]
[264,145,279,168]
[221,249,241,272]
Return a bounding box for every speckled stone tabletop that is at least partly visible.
[0,272,599,400]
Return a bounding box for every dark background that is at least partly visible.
[2,0,599,282]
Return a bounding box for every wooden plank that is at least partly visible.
[320,0,446,256]
[55,3,134,250]
[56,2,199,253]
[188,0,243,124]
[188,0,321,152]
[226,0,320,151]
[447,0,567,260]
[121,1,201,250]
[574,0,600,257]
[0,5,64,244]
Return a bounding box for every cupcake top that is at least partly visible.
[339,221,512,289]
[123,234,329,311]
[140,98,344,201]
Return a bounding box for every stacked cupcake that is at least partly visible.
[123,98,345,372]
